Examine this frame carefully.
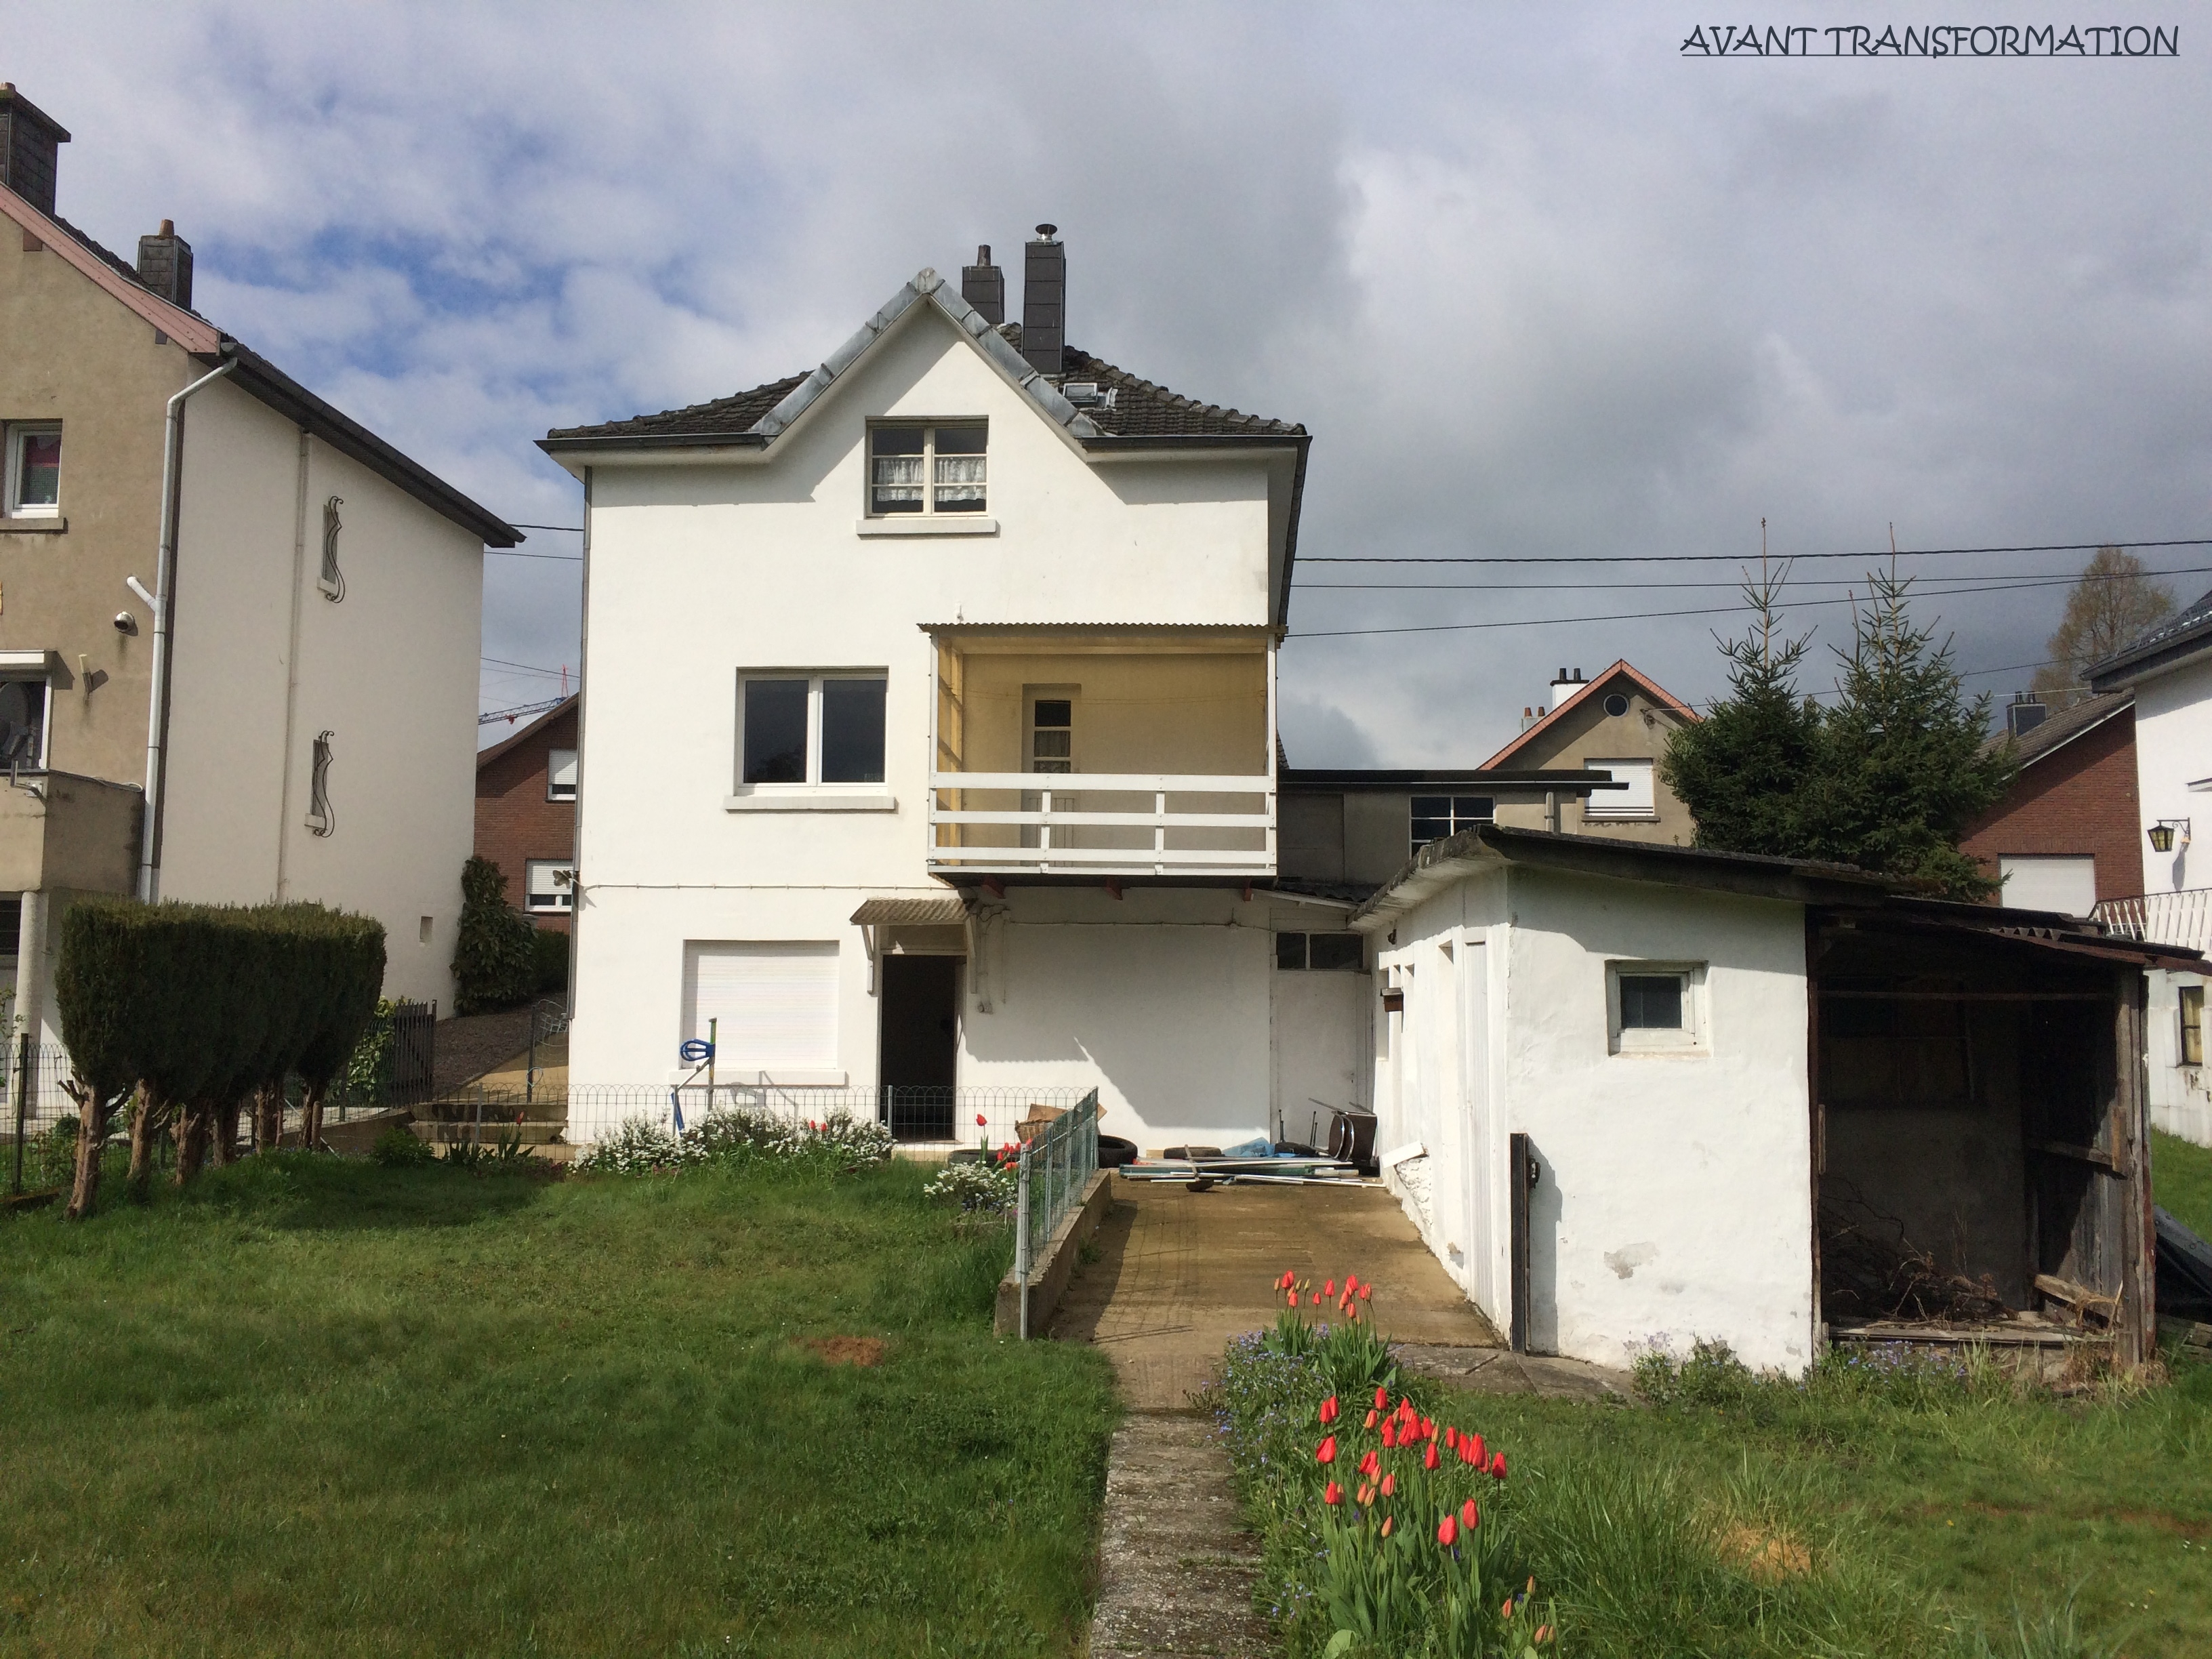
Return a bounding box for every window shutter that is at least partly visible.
[682,942,840,1071]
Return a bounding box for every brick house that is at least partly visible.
[1959,692,2137,915]
[474,695,577,931]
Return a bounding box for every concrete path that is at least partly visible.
[1052,1176,1502,1409]
[1088,1412,1274,1659]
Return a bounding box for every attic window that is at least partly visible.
[869,424,986,516]
[1410,795,1492,856]
[5,425,60,518]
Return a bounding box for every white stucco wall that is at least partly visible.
[1370,863,1816,1374]
[162,376,484,1006]
[2145,967,2212,1146]
[2129,656,2212,896]
[565,300,1284,1115]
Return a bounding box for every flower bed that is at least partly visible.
[1206,1271,1555,1658]
[575,1107,892,1176]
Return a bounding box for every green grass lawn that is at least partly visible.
[0,1155,1118,1658]
[2154,1129,2212,1242]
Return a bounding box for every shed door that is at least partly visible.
[1271,931,1370,1145]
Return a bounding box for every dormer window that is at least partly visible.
[869,424,986,516]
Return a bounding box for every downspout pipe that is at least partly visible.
[138,356,237,902]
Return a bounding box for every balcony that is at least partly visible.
[0,771,142,895]
[926,625,1276,878]
[2095,889,2212,958]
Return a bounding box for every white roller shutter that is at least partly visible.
[683,941,840,1071]
[1999,856,2097,917]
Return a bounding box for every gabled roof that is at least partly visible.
[476,693,579,771]
[1980,691,2131,769]
[0,182,521,548]
[541,270,1307,453]
[1479,659,1697,771]
[2088,586,2212,691]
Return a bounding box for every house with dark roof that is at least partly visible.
[0,84,520,1033]
[540,229,1352,1149]
[1957,692,2138,916]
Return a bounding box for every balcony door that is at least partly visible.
[1022,691,1076,852]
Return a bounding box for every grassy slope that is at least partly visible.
[2155,1130,2212,1242]
[0,1157,1118,1658]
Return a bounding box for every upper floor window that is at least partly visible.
[548,747,578,802]
[1410,795,1492,855]
[0,676,47,769]
[740,673,886,786]
[869,423,987,517]
[2183,984,2204,1067]
[5,424,60,518]
[1584,758,1656,819]
[525,859,575,914]
[1030,697,1073,774]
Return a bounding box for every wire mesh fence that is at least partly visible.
[1013,1088,1101,1338]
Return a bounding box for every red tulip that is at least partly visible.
[1323,1279,1336,1298]
[1465,1433,1485,1467]
[1364,1409,1378,1428]
[1437,1514,1458,1546]
[1380,1472,1397,1497]
[1535,1626,1551,1645]
[1358,1282,1372,1300]
[1286,1291,1298,1309]
[1318,1395,1340,1425]
[1443,1425,1457,1450]
[1502,1600,1515,1619]
[1357,1449,1380,1478]
[1323,1480,1343,1506]
[1422,1441,1439,1471]
[1315,1435,1337,1465]
[1380,1420,1396,1448]
[976,1113,987,1126]
[1357,1483,1375,1505]
[1380,1515,1393,1537]
[1460,1498,1480,1530]
[1490,1451,1507,1479]
[1277,1269,1295,1290]
[1374,1385,1389,1409]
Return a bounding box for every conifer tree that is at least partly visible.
[1796,567,2015,898]
[1659,562,1822,857]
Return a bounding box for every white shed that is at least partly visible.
[1351,825,2169,1376]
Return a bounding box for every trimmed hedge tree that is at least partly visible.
[54,899,386,1212]
[451,855,536,1014]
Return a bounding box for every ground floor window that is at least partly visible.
[682,940,840,1072]
[525,860,575,914]
[1277,932,1364,971]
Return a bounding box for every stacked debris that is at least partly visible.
[1819,1185,2007,1323]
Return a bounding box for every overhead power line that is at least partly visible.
[1296,562,2212,594]
[1301,537,2212,566]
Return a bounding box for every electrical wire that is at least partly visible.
[1301,537,2212,566]
[1296,563,2212,594]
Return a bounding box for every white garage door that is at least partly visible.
[1999,856,2097,917]
[683,941,840,1071]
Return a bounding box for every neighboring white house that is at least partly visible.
[0,88,519,1038]
[2089,594,2212,1143]
[1350,824,2165,1374]
[541,233,1355,1150]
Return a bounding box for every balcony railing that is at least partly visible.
[2095,888,2212,957]
[926,771,1275,876]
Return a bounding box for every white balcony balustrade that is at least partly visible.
[2095,888,2212,958]
[927,771,1275,876]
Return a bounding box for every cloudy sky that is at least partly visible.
[16,3,2212,762]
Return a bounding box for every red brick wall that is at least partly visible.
[474,705,578,932]
[1959,705,2139,905]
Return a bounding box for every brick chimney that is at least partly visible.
[1021,224,1065,378]
[136,218,193,308]
[960,244,1004,325]
[0,83,70,218]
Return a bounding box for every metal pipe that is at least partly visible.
[138,357,238,901]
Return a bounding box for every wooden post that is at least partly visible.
[1509,1130,1534,1353]
[9,1031,27,1195]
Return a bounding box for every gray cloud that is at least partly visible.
[16,2,2211,750]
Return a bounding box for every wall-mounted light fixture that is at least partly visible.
[2150,818,2192,853]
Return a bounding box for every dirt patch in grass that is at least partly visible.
[797,1334,888,1367]
[1717,1522,1812,1581]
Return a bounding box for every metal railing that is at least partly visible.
[1014,1087,1101,1340]
[928,770,1275,876]
[2095,889,2212,956]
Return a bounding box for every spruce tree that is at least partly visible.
[1659,563,1822,857]
[1795,567,2015,899]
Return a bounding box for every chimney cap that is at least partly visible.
[975,244,991,262]
[159,218,174,238]
[1033,222,1058,240]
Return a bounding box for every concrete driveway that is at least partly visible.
[1052,1175,1501,1408]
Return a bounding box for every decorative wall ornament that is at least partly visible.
[307,730,335,836]
[319,495,345,600]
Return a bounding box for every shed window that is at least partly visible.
[869,424,987,516]
[1607,962,1704,1054]
[2183,985,2204,1067]
[5,425,60,517]
[1410,795,1492,855]
[1277,933,1364,971]
[548,747,578,802]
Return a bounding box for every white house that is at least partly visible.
[2089,593,2212,1143]
[0,85,518,1042]
[540,232,1366,1150]
[1351,825,2164,1374]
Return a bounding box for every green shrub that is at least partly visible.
[451,857,536,1014]
[575,1107,894,1177]
[532,927,569,994]
[344,1000,398,1102]
[922,1158,1016,1213]
[371,1125,437,1168]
